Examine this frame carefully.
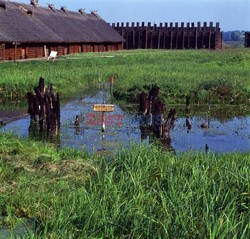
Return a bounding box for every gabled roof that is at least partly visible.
[0,1,124,43]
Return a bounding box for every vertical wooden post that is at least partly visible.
[126,22,129,49]
[209,22,213,49]
[170,22,173,49]
[215,22,222,49]
[132,22,135,49]
[121,22,124,49]
[187,23,190,49]
[175,22,178,49]
[163,23,167,49]
[216,22,220,31]
[152,23,156,48]
[0,44,5,61]
[14,42,17,62]
[191,22,195,49]
[163,32,166,49]
[142,22,145,49]
[137,22,140,49]
[146,22,151,49]
[158,29,161,49]
[181,22,185,49]
[44,45,47,57]
[158,23,163,49]
[196,22,201,49]
[202,22,207,48]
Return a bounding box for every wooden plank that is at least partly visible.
[158,29,161,49]
[93,104,114,112]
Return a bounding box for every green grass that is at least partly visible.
[0,49,249,238]
[0,49,249,104]
[0,134,249,238]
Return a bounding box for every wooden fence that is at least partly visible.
[112,22,222,50]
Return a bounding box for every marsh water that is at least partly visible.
[1,85,249,154]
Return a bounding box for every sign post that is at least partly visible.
[93,104,114,132]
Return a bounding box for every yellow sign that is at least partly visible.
[93,104,114,112]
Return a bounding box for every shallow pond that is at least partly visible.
[1,85,249,154]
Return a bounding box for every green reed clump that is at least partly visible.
[0,133,97,236]
[0,49,249,103]
[63,146,249,239]
[112,49,250,104]
[1,133,248,238]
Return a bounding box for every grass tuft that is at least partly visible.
[0,134,249,238]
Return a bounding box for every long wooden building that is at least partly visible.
[112,22,222,50]
[0,0,124,61]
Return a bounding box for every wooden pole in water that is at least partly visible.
[27,77,60,136]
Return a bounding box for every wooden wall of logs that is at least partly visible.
[27,77,60,135]
[112,22,222,50]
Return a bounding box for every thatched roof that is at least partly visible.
[0,1,124,44]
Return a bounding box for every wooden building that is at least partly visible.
[0,0,124,61]
[112,22,222,50]
[245,32,250,47]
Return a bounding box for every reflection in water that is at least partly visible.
[1,85,250,154]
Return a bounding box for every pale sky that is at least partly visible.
[20,0,249,31]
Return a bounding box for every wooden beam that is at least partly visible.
[93,104,114,112]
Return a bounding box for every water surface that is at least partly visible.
[1,86,249,154]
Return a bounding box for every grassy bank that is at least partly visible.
[0,49,249,104]
[0,134,249,238]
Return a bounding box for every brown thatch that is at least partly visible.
[0,0,124,44]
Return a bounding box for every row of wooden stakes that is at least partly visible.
[138,85,176,143]
[27,77,60,135]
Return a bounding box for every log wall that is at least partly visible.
[0,42,123,61]
[245,32,250,47]
[0,44,5,61]
[112,22,222,50]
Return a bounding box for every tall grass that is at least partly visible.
[0,49,249,103]
[0,134,249,238]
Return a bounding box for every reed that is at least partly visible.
[0,49,249,104]
[0,134,249,238]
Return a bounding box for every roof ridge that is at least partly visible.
[0,0,124,44]
[4,0,94,16]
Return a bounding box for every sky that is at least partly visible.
[20,0,249,31]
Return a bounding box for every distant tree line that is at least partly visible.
[223,31,245,41]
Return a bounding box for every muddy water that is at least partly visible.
[1,86,249,154]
